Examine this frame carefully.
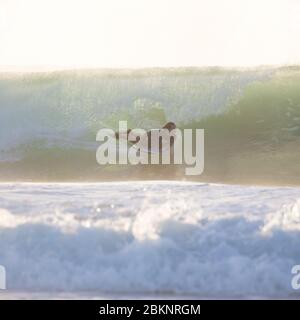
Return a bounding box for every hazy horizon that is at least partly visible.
[1,0,300,70]
[1,63,300,74]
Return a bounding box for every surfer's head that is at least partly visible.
[163,122,176,131]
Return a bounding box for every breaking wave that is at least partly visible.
[0,182,300,297]
[0,66,299,184]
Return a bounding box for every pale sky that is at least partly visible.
[0,0,300,70]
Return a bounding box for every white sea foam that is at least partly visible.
[0,181,299,298]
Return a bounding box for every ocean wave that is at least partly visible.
[0,67,300,184]
[0,182,299,297]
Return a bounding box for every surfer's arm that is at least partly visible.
[115,129,132,140]
[115,129,140,143]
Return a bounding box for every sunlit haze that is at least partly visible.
[0,0,300,70]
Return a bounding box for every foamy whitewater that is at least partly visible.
[0,181,300,299]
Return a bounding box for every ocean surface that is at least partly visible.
[0,66,300,184]
[0,181,300,299]
[0,67,300,299]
